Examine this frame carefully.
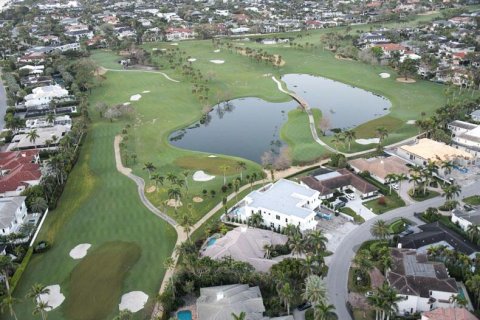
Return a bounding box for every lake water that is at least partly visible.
[169,74,391,163]
[282,74,391,131]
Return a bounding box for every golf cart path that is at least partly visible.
[271,76,420,156]
[101,67,180,82]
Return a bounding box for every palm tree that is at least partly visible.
[396,173,407,191]
[408,171,422,196]
[378,282,404,320]
[331,133,344,152]
[376,127,389,144]
[467,225,480,243]
[32,300,52,320]
[236,161,247,180]
[370,220,390,240]
[167,188,182,212]
[353,249,374,278]
[233,178,241,202]
[0,294,19,320]
[441,160,454,180]
[248,212,263,228]
[27,129,40,149]
[278,282,294,315]
[442,183,461,201]
[289,234,305,258]
[142,162,156,179]
[466,274,480,308]
[385,173,398,195]
[151,174,164,188]
[303,274,326,306]
[26,283,50,303]
[314,301,336,320]
[30,197,48,213]
[220,164,230,185]
[343,130,356,151]
[113,310,133,320]
[46,113,55,124]
[182,171,190,192]
[231,312,246,320]
[305,230,328,255]
[180,214,193,239]
[166,172,177,185]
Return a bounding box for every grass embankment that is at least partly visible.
[11,113,176,320]
[340,207,365,224]
[463,195,480,206]
[388,218,411,234]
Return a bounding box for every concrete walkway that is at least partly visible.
[101,67,180,82]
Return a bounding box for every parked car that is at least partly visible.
[297,302,312,311]
[391,183,399,190]
[365,291,374,297]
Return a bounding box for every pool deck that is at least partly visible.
[177,304,198,320]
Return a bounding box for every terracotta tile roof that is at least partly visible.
[348,157,409,181]
[422,307,478,320]
[377,43,407,51]
[0,150,41,194]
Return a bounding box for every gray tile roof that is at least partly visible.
[0,196,26,229]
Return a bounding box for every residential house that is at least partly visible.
[448,120,480,157]
[387,248,458,315]
[64,24,93,40]
[0,196,28,236]
[0,150,41,197]
[421,307,478,320]
[348,156,410,184]
[399,222,480,259]
[396,138,473,169]
[451,208,480,232]
[376,43,407,58]
[233,179,320,232]
[195,284,293,320]
[24,84,69,109]
[7,125,71,151]
[165,28,195,41]
[25,115,72,129]
[300,168,378,200]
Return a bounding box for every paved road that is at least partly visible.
[326,180,480,320]
[0,69,7,130]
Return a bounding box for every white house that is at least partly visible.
[387,248,458,316]
[24,85,69,109]
[0,196,28,236]
[233,179,320,232]
[451,209,480,232]
[448,120,480,157]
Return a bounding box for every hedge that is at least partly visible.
[10,247,34,293]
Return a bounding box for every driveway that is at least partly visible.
[326,180,480,320]
[293,308,307,320]
[345,198,376,220]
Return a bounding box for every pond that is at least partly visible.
[282,74,391,131]
[169,97,297,163]
[169,74,391,163]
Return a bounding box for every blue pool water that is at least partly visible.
[177,310,192,320]
[458,287,466,299]
[207,237,217,247]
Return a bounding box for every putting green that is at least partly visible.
[65,242,141,320]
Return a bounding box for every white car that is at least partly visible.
[345,192,356,200]
[391,183,399,190]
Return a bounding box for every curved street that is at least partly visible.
[326,180,480,320]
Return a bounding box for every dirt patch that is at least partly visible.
[95,67,108,76]
[237,49,285,66]
[146,186,156,193]
[396,77,416,83]
[166,199,183,207]
[193,197,203,203]
[335,54,354,61]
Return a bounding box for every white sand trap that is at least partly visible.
[379,73,390,78]
[210,60,225,64]
[69,243,91,259]
[123,102,131,106]
[214,49,220,53]
[130,94,142,101]
[119,291,149,313]
[187,58,197,62]
[356,138,380,145]
[160,48,167,51]
[38,285,65,311]
[142,90,150,94]
[170,43,178,46]
[166,199,183,207]
[193,170,215,182]
[406,120,416,124]
[208,155,217,158]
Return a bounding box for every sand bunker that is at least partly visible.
[379,73,390,78]
[208,155,217,158]
[407,120,416,125]
[210,60,225,64]
[193,196,204,203]
[123,102,131,106]
[187,58,197,62]
[146,186,156,193]
[69,244,91,259]
[170,43,178,46]
[396,77,416,83]
[193,170,215,182]
[38,285,65,311]
[142,90,150,94]
[214,49,220,53]
[119,291,149,313]
[356,138,380,145]
[166,199,183,207]
[130,94,142,101]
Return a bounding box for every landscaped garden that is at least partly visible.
[387,218,411,234]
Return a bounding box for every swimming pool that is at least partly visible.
[177,310,192,320]
[207,237,217,247]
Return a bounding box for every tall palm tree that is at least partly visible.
[166,172,177,185]
[142,162,156,179]
[314,301,336,320]
[331,133,344,152]
[343,130,356,151]
[385,173,398,195]
[370,220,390,240]
[32,300,52,320]
[376,127,389,144]
[467,225,480,243]
[182,171,190,192]
[0,294,19,320]
[303,274,326,306]
[378,282,404,320]
[289,234,305,258]
[27,129,40,149]
[236,161,247,180]
[441,160,454,180]
[26,283,50,303]
[167,188,182,212]
[396,173,407,191]
[442,183,462,201]
[30,197,48,213]
[248,212,263,228]
[408,171,422,196]
[220,164,230,185]
[305,230,328,255]
[278,282,294,315]
[180,214,193,239]
[151,174,164,188]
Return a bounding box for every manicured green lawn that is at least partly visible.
[363,194,405,215]
[463,195,480,206]
[388,218,411,234]
[408,188,440,201]
[10,120,177,320]
[340,207,365,224]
